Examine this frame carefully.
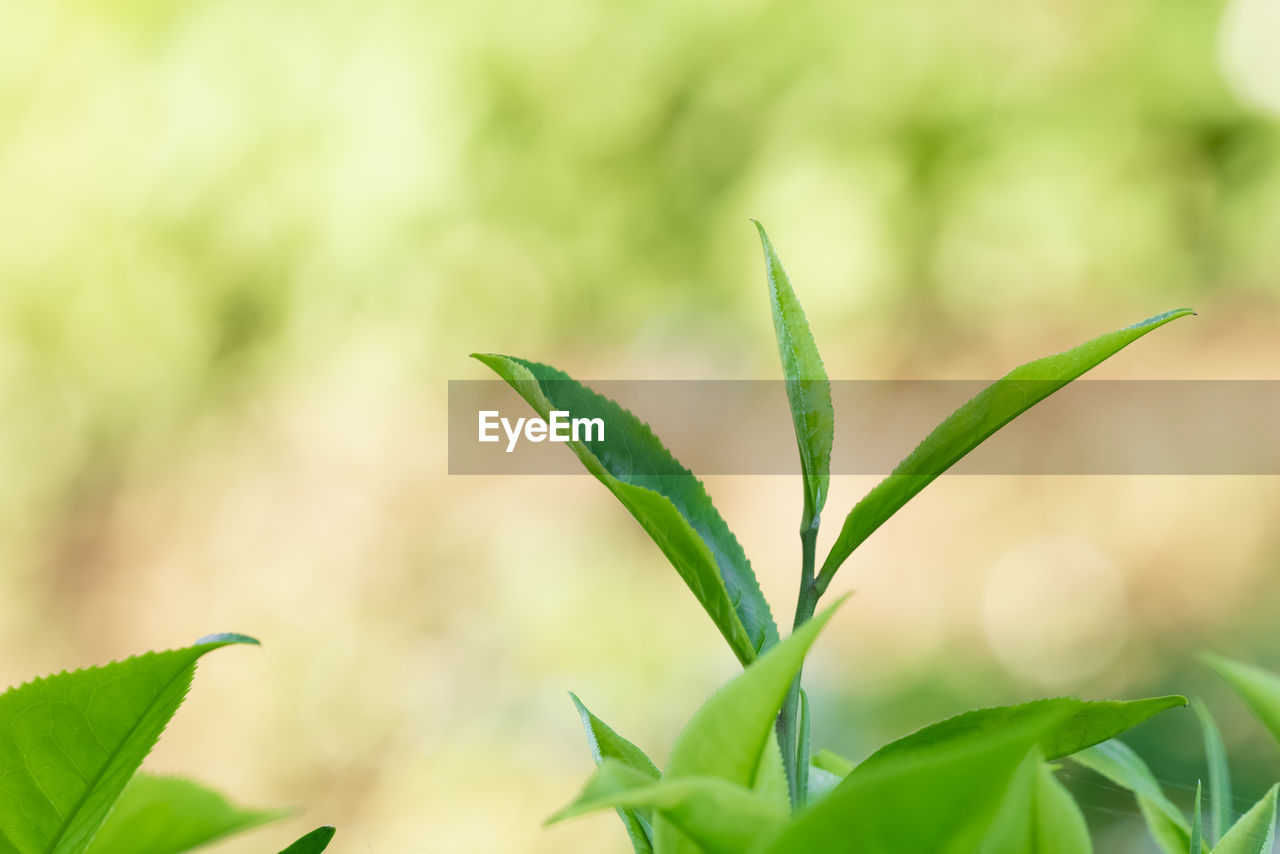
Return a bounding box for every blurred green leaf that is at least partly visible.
[980,754,1093,854]
[277,827,335,854]
[0,634,258,854]
[760,706,1063,854]
[753,732,790,809]
[84,773,286,854]
[859,695,1186,771]
[1212,785,1276,854]
[1072,740,1208,854]
[817,309,1194,591]
[569,693,658,853]
[1192,698,1233,844]
[1202,653,1280,748]
[753,221,833,529]
[474,354,779,665]
[810,749,855,777]
[1192,781,1204,854]
[548,760,787,854]
[654,599,842,853]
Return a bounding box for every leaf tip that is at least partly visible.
[195,632,260,648]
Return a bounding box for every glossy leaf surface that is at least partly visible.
[817,309,1194,590]
[475,354,779,664]
[754,222,833,528]
[0,634,257,854]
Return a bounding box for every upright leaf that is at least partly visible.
[761,707,1064,854]
[1072,740,1209,854]
[569,693,658,853]
[1201,653,1280,747]
[816,309,1194,592]
[548,760,787,854]
[1192,781,1204,854]
[1213,785,1277,854]
[0,634,258,854]
[859,695,1186,771]
[753,222,833,530]
[84,774,286,854]
[1193,698,1234,844]
[653,599,843,853]
[277,827,335,854]
[475,354,779,665]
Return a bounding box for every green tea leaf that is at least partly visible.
[982,755,1093,854]
[1201,653,1280,748]
[0,634,258,854]
[816,309,1194,591]
[1213,785,1277,854]
[810,749,854,777]
[1193,698,1233,844]
[653,599,843,853]
[83,774,286,854]
[1072,740,1208,854]
[1192,781,1204,854]
[277,827,335,854]
[859,695,1186,771]
[753,222,833,529]
[569,693,658,853]
[548,760,787,854]
[760,706,1063,854]
[753,732,789,810]
[474,354,779,665]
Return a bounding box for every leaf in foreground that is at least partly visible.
[1191,781,1203,854]
[816,309,1194,592]
[754,221,833,530]
[980,753,1093,854]
[1072,740,1208,854]
[475,354,779,665]
[1212,785,1277,854]
[548,760,786,854]
[1193,698,1233,844]
[761,706,1066,854]
[84,773,287,854]
[0,634,258,854]
[1201,652,1280,748]
[569,693,658,853]
[654,599,843,853]
[858,695,1186,771]
[278,826,336,854]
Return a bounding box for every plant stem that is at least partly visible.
[776,522,820,810]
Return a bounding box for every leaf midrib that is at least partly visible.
[41,663,193,854]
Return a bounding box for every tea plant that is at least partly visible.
[0,634,334,854]
[477,223,1280,851]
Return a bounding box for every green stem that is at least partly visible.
[776,523,820,810]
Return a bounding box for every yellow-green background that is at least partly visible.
[2,0,1279,850]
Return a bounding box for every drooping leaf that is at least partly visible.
[653,599,843,853]
[1192,698,1233,844]
[0,634,258,854]
[1212,785,1277,854]
[859,695,1186,771]
[548,760,787,854]
[760,706,1065,854]
[816,309,1194,591]
[980,754,1093,854]
[474,354,779,665]
[569,693,659,853]
[1201,653,1280,748]
[277,827,336,854]
[83,773,286,854]
[1192,781,1204,854]
[1072,740,1208,854]
[753,222,833,530]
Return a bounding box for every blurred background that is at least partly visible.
[1,0,1279,850]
